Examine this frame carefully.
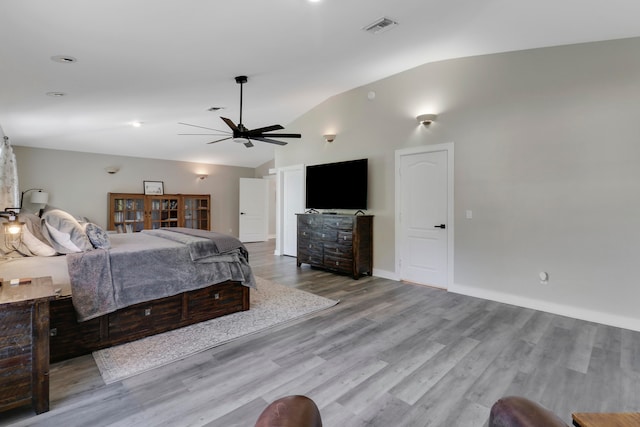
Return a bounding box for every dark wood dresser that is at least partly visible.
[296,213,373,279]
[0,276,56,415]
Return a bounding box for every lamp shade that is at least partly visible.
[30,191,49,204]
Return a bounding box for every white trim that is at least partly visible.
[450,282,640,332]
[394,142,454,290]
[274,164,305,256]
[372,269,399,281]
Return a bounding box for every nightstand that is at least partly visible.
[0,276,56,414]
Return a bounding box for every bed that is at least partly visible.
[0,209,255,362]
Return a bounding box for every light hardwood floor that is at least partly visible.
[3,239,640,426]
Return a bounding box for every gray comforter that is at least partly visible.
[67,228,256,321]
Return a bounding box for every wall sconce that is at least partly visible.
[197,174,209,181]
[323,134,336,143]
[416,114,437,126]
[105,166,120,174]
[0,210,24,247]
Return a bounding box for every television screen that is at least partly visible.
[305,159,368,210]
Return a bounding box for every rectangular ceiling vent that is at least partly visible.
[362,17,398,35]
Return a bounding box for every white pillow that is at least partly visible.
[41,209,93,254]
[22,226,57,256]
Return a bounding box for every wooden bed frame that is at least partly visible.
[49,280,250,363]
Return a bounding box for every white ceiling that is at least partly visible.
[1,0,640,168]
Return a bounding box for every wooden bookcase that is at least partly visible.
[108,193,210,232]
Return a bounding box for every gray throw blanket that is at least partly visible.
[142,228,249,261]
[67,230,256,321]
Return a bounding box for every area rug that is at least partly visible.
[93,276,338,384]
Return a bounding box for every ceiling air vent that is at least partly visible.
[362,17,398,35]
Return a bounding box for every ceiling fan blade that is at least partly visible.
[178,133,230,136]
[207,137,232,144]
[244,141,254,148]
[178,122,231,133]
[260,133,301,138]
[220,117,240,132]
[248,124,284,134]
[251,137,288,146]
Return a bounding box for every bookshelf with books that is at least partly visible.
[108,193,211,232]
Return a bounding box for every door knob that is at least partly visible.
[434,224,446,229]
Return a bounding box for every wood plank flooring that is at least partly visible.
[2,239,640,426]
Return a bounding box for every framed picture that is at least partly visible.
[143,180,164,195]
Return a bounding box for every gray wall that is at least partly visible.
[13,146,255,236]
[277,37,640,330]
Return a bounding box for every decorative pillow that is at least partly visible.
[85,223,111,249]
[22,224,57,256]
[40,209,93,254]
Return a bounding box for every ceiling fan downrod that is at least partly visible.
[235,75,247,127]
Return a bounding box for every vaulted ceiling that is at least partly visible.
[1,0,640,168]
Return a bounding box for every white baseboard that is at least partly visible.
[450,282,640,332]
[371,269,398,281]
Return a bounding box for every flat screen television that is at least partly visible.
[305,158,368,210]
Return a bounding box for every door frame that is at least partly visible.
[395,142,454,289]
[274,164,305,256]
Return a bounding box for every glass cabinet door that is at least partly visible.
[147,196,180,229]
[111,195,145,233]
[183,196,210,230]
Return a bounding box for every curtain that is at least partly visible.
[0,135,19,211]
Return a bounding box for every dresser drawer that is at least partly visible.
[186,282,248,323]
[318,229,338,242]
[107,295,182,341]
[324,254,354,274]
[336,231,353,244]
[297,248,323,266]
[297,214,323,228]
[49,297,102,363]
[0,307,32,409]
[323,243,353,258]
[298,225,318,239]
[323,217,354,230]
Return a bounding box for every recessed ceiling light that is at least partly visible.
[46,92,66,97]
[51,55,78,64]
[131,121,143,128]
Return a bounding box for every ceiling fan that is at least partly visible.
[178,75,301,148]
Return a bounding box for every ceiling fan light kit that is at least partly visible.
[179,75,301,148]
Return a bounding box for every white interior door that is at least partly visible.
[239,178,268,242]
[396,144,453,288]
